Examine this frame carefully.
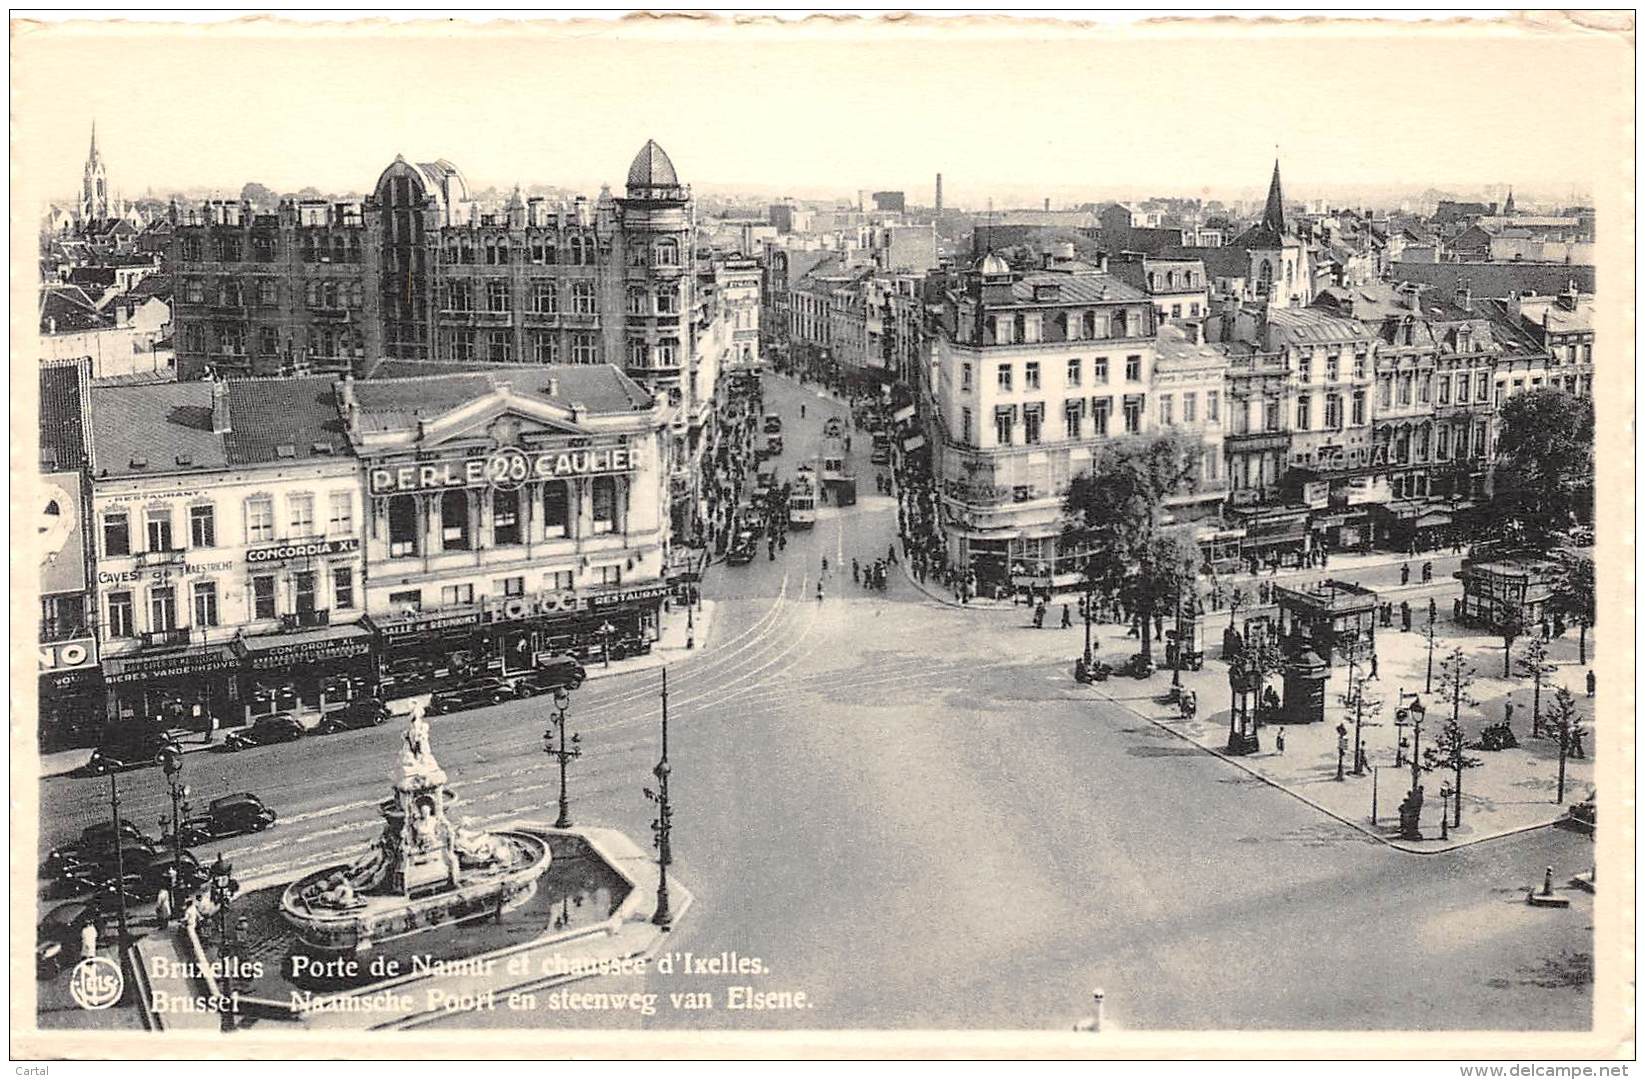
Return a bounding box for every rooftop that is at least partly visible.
[40,363,88,472]
[359,358,657,415]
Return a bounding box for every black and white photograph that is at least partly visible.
[10,10,1633,1063]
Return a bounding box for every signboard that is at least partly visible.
[482,592,581,623]
[379,611,484,638]
[1302,480,1330,509]
[368,445,634,496]
[1344,476,1392,506]
[104,645,240,685]
[892,404,917,424]
[246,537,360,564]
[39,637,98,675]
[40,473,87,595]
[587,584,671,609]
[243,636,372,670]
[902,435,926,451]
[1301,444,1389,474]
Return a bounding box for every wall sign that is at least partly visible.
[368,445,634,496]
[39,637,98,674]
[246,537,361,564]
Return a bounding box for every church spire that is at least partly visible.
[1260,158,1285,236]
[1503,186,1516,215]
[89,119,98,163]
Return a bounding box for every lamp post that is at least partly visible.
[1438,783,1453,840]
[1082,585,1095,667]
[1335,723,1348,781]
[107,773,132,953]
[159,744,188,868]
[642,669,675,930]
[543,687,581,829]
[208,854,239,1032]
[1407,695,1427,794]
[600,621,617,669]
[1424,609,1437,693]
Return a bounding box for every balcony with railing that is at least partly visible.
[136,546,187,567]
[141,627,193,649]
[280,608,331,630]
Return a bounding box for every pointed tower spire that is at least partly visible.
[1260,159,1285,236]
[89,118,97,161]
[1503,187,1517,215]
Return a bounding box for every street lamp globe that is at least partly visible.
[210,853,233,892]
[654,758,671,781]
[553,687,571,712]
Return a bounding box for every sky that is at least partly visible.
[11,14,1631,211]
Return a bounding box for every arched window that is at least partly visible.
[387,495,419,558]
[1258,260,1274,296]
[542,482,569,539]
[590,477,618,534]
[440,490,470,550]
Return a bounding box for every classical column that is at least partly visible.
[422,493,442,558]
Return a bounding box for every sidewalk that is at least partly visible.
[37,600,720,781]
[1078,611,1596,854]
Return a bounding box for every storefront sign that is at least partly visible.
[104,645,240,685]
[941,478,1014,506]
[483,592,581,623]
[39,637,98,674]
[587,584,671,609]
[367,445,634,496]
[1303,444,1389,474]
[246,537,361,564]
[379,611,484,638]
[1301,481,1330,509]
[97,558,237,586]
[892,404,917,424]
[243,637,372,670]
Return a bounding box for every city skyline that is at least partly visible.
[15,16,1622,213]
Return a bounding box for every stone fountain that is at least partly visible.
[279,706,551,956]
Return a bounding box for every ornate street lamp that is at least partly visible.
[208,854,239,1032]
[1406,695,1427,794]
[543,687,581,829]
[107,772,132,953]
[159,744,188,868]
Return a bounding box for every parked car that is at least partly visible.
[177,793,277,845]
[870,447,891,465]
[763,414,783,434]
[726,529,759,565]
[44,822,160,880]
[427,677,516,715]
[316,697,392,735]
[514,656,587,696]
[37,898,117,978]
[766,434,784,456]
[54,837,166,893]
[82,733,183,776]
[223,714,305,751]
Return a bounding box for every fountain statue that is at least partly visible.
[280,705,551,955]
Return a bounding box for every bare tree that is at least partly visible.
[1427,647,1483,826]
[1514,636,1555,737]
[1544,687,1586,804]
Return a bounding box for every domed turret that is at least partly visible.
[625,140,688,202]
[976,252,1012,277]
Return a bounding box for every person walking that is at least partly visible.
[852,558,860,584]
[155,869,176,929]
[1586,669,1595,697]
[1275,729,1286,755]
[1061,603,1072,629]
[1400,562,1410,586]
[887,543,897,564]
[1369,652,1379,680]
[816,579,825,602]
[800,404,806,419]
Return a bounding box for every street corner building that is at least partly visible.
[72,358,673,746]
[345,359,673,697]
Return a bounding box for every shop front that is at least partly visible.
[235,621,377,723]
[102,642,242,733]
[39,639,106,750]
[1232,505,1312,569]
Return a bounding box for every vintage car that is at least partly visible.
[82,733,184,776]
[763,414,783,434]
[44,821,160,880]
[870,446,891,466]
[36,898,118,978]
[316,696,393,735]
[726,529,759,565]
[224,713,305,751]
[177,793,277,845]
[62,845,206,901]
[427,677,516,715]
[513,655,587,696]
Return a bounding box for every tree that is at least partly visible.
[1492,388,1595,549]
[239,182,277,209]
[1551,553,1595,664]
[1224,584,1248,629]
[1339,670,1384,775]
[1430,647,1482,825]
[1063,432,1207,666]
[1544,687,1585,803]
[1514,636,1555,737]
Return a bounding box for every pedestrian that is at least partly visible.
[1033,602,1046,629]
[1586,669,1595,697]
[1400,601,1411,632]
[852,558,860,583]
[888,543,897,564]
[80,920,99,963]
[800,404,806,418]
[1275,729,1286,755]
[1400,562,1410,586]
[1505,699,1515,729]
[1061,603,1072,629]
[1540,617,1551,641]
[1369,652,1379,679]
[822,556,829,575]
[817,579,824,602]
[155,869,176,929]
[1429,597,1438,623]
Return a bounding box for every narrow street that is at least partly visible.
[37,373,1595,1032]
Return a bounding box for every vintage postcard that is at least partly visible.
[9,10,1634,1063]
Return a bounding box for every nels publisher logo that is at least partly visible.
[69,957,123,1010]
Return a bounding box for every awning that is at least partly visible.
[103,644,240,685]
[236,623,374,670]
[1412,510,1454,529]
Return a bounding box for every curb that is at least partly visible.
[1083,679,1565,856]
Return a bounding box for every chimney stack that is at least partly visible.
[211,378,232,434]
[548,376,560,399]
[1455,279,1472,313]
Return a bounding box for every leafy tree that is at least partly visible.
[1514,636,1555,737]
[1544,687,1586,803]
[1492,388,1595,549]
[239,182,277,209]
[1063,432,1206,666]
[1551,553,1595,664]
[1429,647,1482,825]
